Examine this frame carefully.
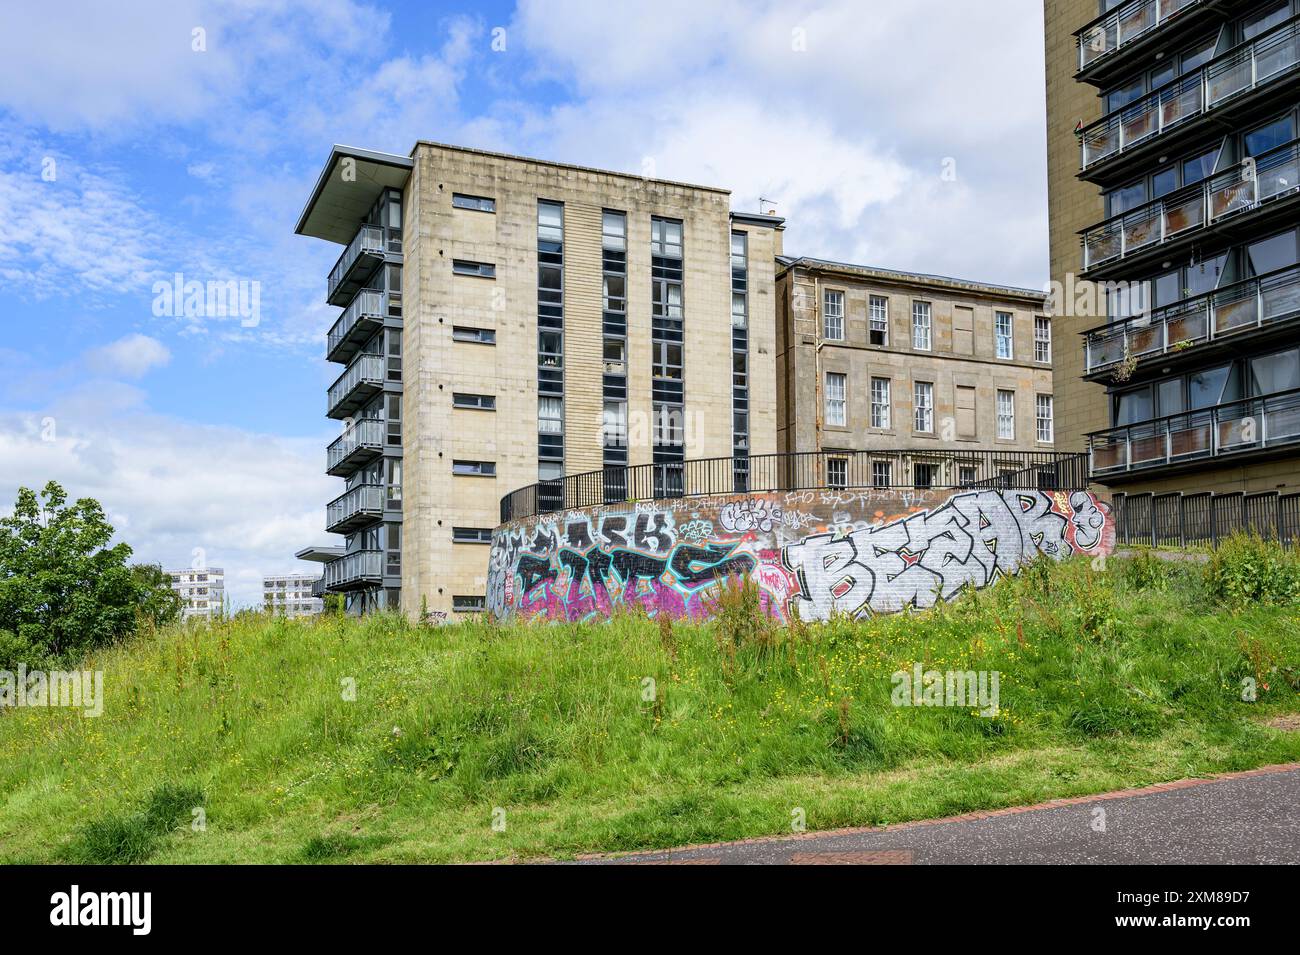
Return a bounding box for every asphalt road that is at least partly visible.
[580,764,1300,864]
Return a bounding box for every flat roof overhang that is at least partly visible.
[295,545,344,563]
[295,145,413,246]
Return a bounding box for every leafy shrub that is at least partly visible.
[1205,533,1300,609]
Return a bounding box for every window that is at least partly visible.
[452,260,495,278]
[997,390,1015,440]
[869,295,889,345]
[602,400,627,447]
[913,381,933,433]
[1250,347,1300,395]
[452,193,495,213]
[652,278,683,318]
[912,301,931,350]
[913,463,936,489]
[872,460,893,489]
[452,393,495,411]
[651,218,683,258]
[538,201,564,243]
[870,377,891,429]
[1034,316,1052,363]
[995,312,1014,359]
[538,396,564,433]
[652,341,683,380]
[958,465,978,487]
[452,460,496,477]
[827,456,848,489]
[1036,394,1054,443]
[1247,230,1298,277]
[603,338,626,374]
[452,528,494,544]
[823,290,844,340]
[452,326,495,344]
[453,595,486,612]
[602,211,626,251]
[825,372,846,427]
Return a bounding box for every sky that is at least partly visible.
[0,0,1050,609]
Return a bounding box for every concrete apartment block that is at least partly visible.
[262,574,324,618]
[297,142,784,619]
[776,259,1055,460]
[1045,0,1300,496]
[167,567,225,622]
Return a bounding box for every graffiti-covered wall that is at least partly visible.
[487,487,1114,623]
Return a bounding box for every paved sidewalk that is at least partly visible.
[579,763,1300,864]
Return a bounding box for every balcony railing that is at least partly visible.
[500,449,1089,522]
[326,418,385,476]
[323,550,384,591]
[1089,387,1300,476]
[1076,0,1200,72]
[327,224,398,307]
[325,484,384,535]
[1081,137,1300,270]
[1083,263,1300,374]
[1081,16,1300,170]
[327,353,385,419]
[326,289,385,364]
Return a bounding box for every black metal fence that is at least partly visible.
[500,450,1090,522]
[1111,490,1300,547]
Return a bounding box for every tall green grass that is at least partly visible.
[0,552,1297,863]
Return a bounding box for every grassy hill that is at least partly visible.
[2,550,1299,863]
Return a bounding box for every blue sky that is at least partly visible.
[0,0,1049,608]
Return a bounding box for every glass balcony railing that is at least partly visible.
[1089,387,1300,476]
[326,289,385,364]
[1083,264,1300,373]
[326,353,384,419]
[327,224,398,306]
[326,418,385,476]
[325,484,384,534]
[323,550,384,590]
[1081,16,1300,170]
[1081,138,1300,270]
[1077,0,1200,72]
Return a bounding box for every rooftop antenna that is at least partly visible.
[758,196,780,216]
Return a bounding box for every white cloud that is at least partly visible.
[0,396,336,610]
[85,334,172,379]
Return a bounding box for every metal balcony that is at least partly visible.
[1076,0,1203,76]
[327,353,385,419]
[323,550,384,591]
[326,418,385,476]
[1083,264,1300,377]
[1089,387,1300,479]
[325,484,385,534]
[1081,16,1300,175]
[326,289,385,364]
[327,224,397,307]
[1080,138,1300,275]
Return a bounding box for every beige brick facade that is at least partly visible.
[400,143,783,618]
[776,260,1054,458]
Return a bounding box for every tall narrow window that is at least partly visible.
[995,311,1014,359]
[912,301,931,351]
[1034,316,1052,363]
[601,210,628,490]
[651,217,685,493]
[1036,394,1054,443]
[997,389,1016,439]
[827,456,848,489]
[537,201,565,486]
[825,372,846,427]
[823,289,844,340]
[869,295,889,345]
[731,231,750,491]
[871,460,892,488]
[870,376,891,429]
[913,381,933,433]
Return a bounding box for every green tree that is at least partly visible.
[0,481,173,668]
[130,563,183,631]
